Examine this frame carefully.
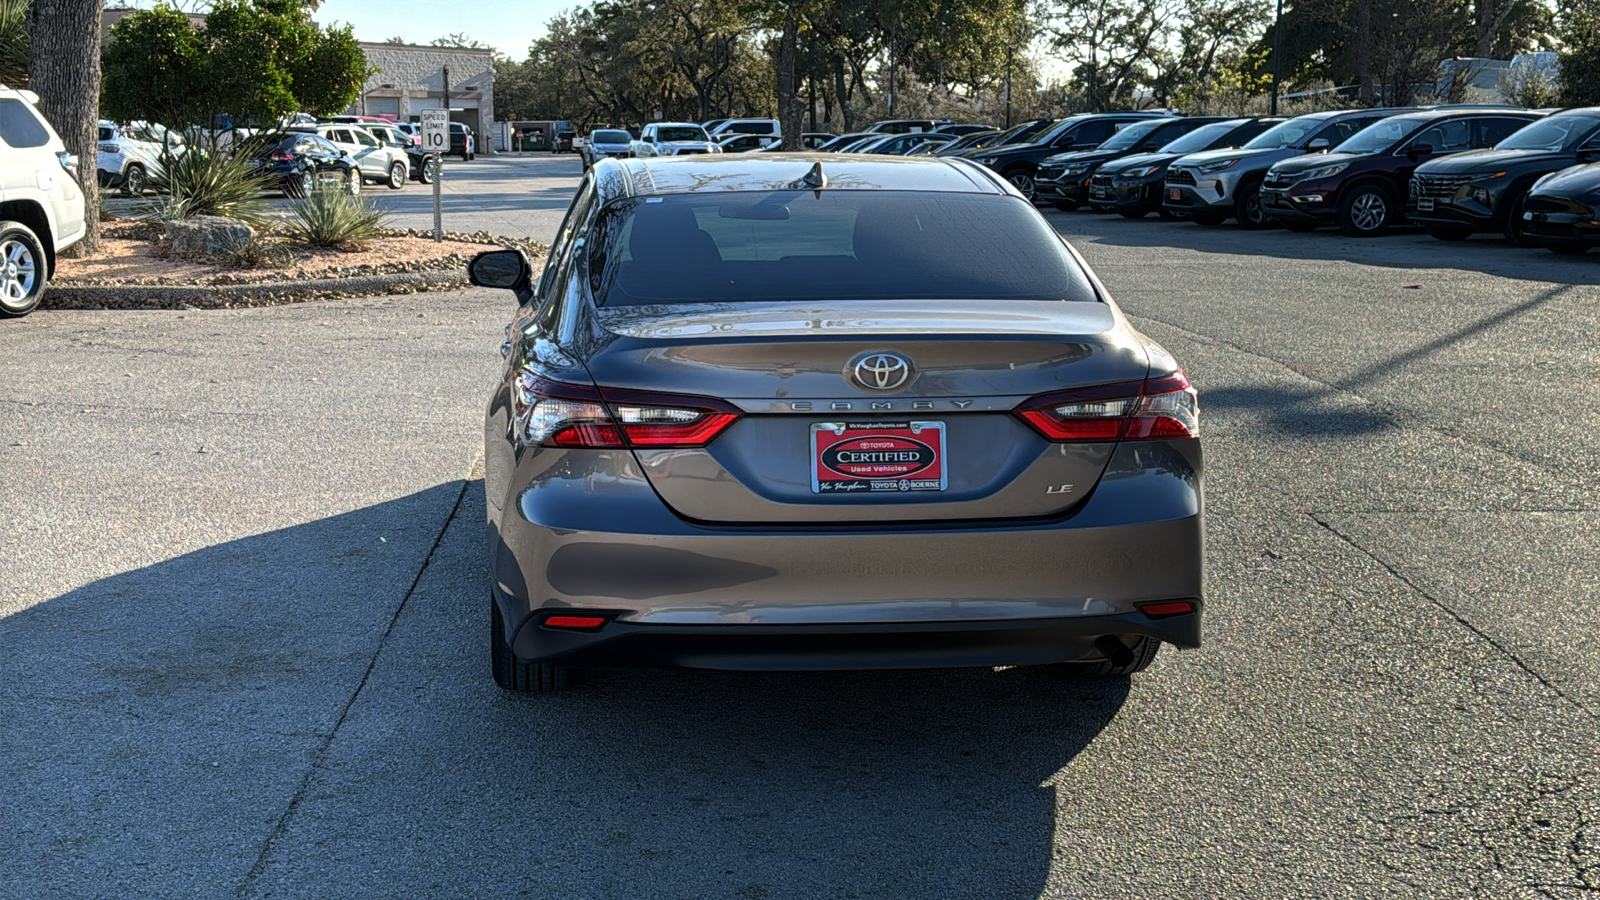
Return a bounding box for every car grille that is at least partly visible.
[1412,173,1473,202]
[1165,168,1197,186]
[1038,164,1065,181]
[1090,173,1114,190]
[1262,173,1295,191]
[676,148,708,155]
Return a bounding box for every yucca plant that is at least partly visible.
[286,184,391,250]
[141,148,273,226]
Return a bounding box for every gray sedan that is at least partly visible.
[470,154,1204,692]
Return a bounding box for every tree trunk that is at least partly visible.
[27,0,102,256]
[1356,0,1374,104]
[776,1,803,150]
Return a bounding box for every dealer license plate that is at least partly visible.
[1417,197,1434,212]
[811,421,947,494]
[1090,187,1108,199]
[1167,187,1181,202]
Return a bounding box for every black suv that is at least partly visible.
[1261,108,1540,236]
[1092,117,1281,217]
[1035,117,1228,211]
[968,113,1173,200]
[1522,162,1600,254]
[1410,107,1600,244]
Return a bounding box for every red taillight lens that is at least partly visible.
[1137,600,1196,618]
[271,151,294,161]
[1016,372,1198,442]
[542,614,609,630]
[513,372,740,449]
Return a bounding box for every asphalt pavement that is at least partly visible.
[4,155,1598,898]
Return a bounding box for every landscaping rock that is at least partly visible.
[164,216,254,256]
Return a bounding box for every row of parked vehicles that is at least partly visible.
[779,106,1600,254]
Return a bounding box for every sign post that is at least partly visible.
[421,108,449,241]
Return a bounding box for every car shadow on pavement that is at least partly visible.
[1048,210,1600,286]
[0,481,1130,899]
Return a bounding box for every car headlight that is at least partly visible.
[1059,163,1088,175]
[976,156,1000,166]
[1130,165,1162,178]
[1197,158,1239,174]
[1299,163,1348,180]
[710,144,722,154]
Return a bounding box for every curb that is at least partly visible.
[44,268,472,310]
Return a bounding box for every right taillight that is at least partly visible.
[512,371,740,449]
[1016,372,1198,442]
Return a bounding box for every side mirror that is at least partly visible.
[1407,143,1434,158]
[1307,138,1331,151]
[469,249,533,299]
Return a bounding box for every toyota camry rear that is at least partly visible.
[474,154,1204,692]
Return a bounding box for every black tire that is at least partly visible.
[1002,166,1036,201]
[490,597,569,693]
[120,163,147,196]
[1066,636,1163,676]
[1337,182,1397,237]
[343,166,361,196]
[387,160,406,189]
[1502,189,1534,246]
[1117,208,1147,219]
[1234,181,1273,229]
[1424,223,1473,241]
[1546,241,1591,256]
[285,169,312,197]
[416,155,438,184]
[0,220,47,318]
[1191,213,1227,226]
[1050,200,1080,211]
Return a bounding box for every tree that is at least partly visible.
[0,0,27,87]
[28,0,102,255]
[102,5,207,129]
[430,32,491,49]
[1559,0,1600,105]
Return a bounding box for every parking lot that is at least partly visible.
[5,153,1600,898]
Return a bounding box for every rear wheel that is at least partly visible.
[1423,223,1473,241]
[417,155,439,184]
[1234,181,1273,229]
[387,160,406,189]
[490,597,568,693]
[1338,183,1396,237]
[1546,241,1591,256]
[344,166,361,195]
[0,221,46,318]
[120,163,147,196]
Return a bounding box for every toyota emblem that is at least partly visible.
[848,352,914,391]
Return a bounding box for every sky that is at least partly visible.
[311,0,559,57]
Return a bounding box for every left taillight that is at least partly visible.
[512,371,740,449]
[1015,372,1199,442]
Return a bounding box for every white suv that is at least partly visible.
[96,120,184,195]
[0,85,86,317]
[302,123,410,189]
[708,118,781,141]
[629,123,721,158]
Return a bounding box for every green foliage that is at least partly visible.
[286,184,391,250]
[1560,2,1600,105]
[143,148,272,225]
[0,0,27,87]
[101,1,368,133]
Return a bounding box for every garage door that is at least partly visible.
[366,97,399,117]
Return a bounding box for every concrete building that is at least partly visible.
[351,43,495,151]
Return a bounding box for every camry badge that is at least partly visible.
[848,351,914,392]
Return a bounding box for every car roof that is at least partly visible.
[1383,107,1542,123]
[605,154,1009,200]
[650,122,704,129]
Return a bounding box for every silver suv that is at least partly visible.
[0,85,87,317]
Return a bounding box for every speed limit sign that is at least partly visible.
[420,109,449,154]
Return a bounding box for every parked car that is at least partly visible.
[394,121,422,146]
[1036,117,1229,211]
[0,85,87,318]
[936,119,1054,157]
[708,118,781,142]
[816,132,877,152]
[852,132,959,155]
[942,123,996,136]
[328,114,397,127]
[468,154,1204,692]
[241,131,361,196]
[799,132,835,150]
[1520,162,1600,254]
[358,122,437,185]
[554,130,575,153]
[1163,108,1408,227]
[1093,117,1282,218]
[1410,107,1600,244]
[630,122,721,158]
[582,129,635,169]
[970,113,1174,200]
[1260,107,1539,236]
[866,118,953,134]
[294,123,409,189]
[717,133,778,153]
[449,122,476,160]
[96,120,184,195]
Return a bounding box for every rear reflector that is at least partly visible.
[1137,601,1196,618]
[541,615,609,630]
[1015,371,1199,442]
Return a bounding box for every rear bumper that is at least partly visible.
[487,434,1206,668]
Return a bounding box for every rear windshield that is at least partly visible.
[1496,115,1600,151]
[587,191,1098,306]
[593,130,631,143]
